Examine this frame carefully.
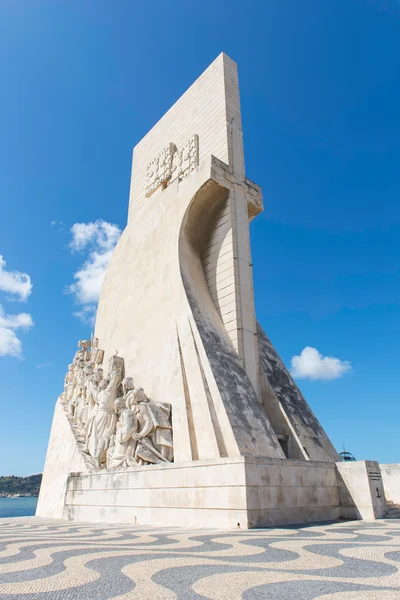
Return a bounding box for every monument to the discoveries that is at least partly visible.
[37,53,390,528]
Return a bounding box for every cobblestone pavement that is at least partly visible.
[0,518,399,599]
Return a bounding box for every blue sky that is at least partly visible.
[1,0,399,475]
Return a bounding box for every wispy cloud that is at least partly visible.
[0,255,32,302]
[36,361,53,369]
[0,304,34,358]
[290,346,351,381]
[0,253,33,358]
[66,220,121,325]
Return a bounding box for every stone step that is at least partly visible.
[386,511,400,518]
[385,501,400,518]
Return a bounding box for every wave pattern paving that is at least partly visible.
[0,518,399,598]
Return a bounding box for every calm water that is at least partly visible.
[0,497,38,518]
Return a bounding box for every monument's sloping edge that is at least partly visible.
[36,398,87,519]
[182,274,284,459]
[257,323,340,462]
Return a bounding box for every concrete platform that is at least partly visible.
[60,457,341,529]
[0,517,399,598]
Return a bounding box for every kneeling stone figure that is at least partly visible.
[107,381,173,468]
[130,387,173,465]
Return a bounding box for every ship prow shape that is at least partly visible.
[38,53,389,528]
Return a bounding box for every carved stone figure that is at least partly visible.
[90,338,104,366]
[69,357,86,420]
[62,364,75,408]
[64,364,74,393]
[76,363,94,428]
[106,397,137,469]
[86,367,103,421]
[82,367,103,454]
[78,339,92,361]
[130,387,173,465]
[121,376,134,408]
[92,370,122,468]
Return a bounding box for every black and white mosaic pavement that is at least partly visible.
[0,517,399,599]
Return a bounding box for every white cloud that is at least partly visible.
[69,248,114,305]
[290,346,351,381]
[0,255,32,302]
[0,255,34,358]
[0,328,22,358]
[0,305,34,358]
[67,220,121,324]
[69,220,120,253]
[0,310,33,330]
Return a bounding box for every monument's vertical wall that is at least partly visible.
[125,53,259,393]
[128,53,231,221]
[224,58,260,398]
[380,464,400,504]
[336,460,386,519]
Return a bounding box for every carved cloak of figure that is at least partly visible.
[76,363,94,429]
[82,367,103,454]
[131,388,173,465]
[63,364,75,407]
[69,358,86,420]
[91,370,121,468]
[106,377,137,468]
[107,398,137,469]
[64,364,74,393]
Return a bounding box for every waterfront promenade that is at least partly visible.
[0,517,398,598]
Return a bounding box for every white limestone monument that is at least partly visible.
[37,54,390,528]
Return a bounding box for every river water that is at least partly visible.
[0,497,38,518]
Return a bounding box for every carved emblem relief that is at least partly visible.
[59,339,174,471]
[145,134,199,197]
[145,142,176,198]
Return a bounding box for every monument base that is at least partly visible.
[63,457,340,529]
[337,460,387,520]
[380,464,400,505]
